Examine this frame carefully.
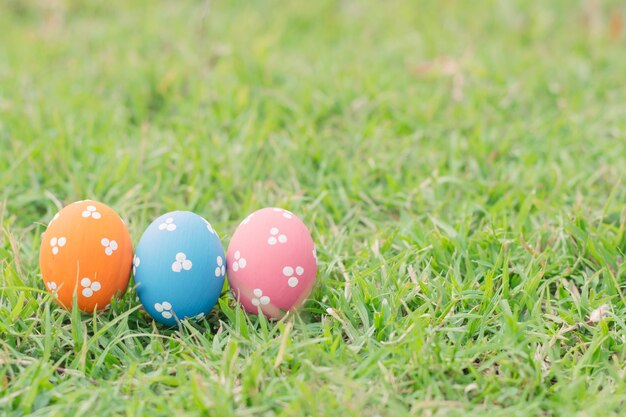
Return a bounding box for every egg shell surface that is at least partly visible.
[226,207,317,318]
[134,211,225,325]
[39,200,133,312]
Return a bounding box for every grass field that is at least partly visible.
[1,0,626,415]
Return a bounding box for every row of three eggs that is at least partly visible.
[40,200,317,325]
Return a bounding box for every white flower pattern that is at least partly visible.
[273,208,293,219]
[50,236,67,255]
[215,256,226,277]
[46,282,59,297]
[283,265,304,288]
[251,288,270,307]
[133,255,140,275]
[80,277,101,298]
[158,217,177,231]
[154,301,173,319]
[267,227,287,245]
[101,238,118,256]
[231,251,247,272]
[81,205,101,219]
[172,252,192,272]
[203,218,217,235]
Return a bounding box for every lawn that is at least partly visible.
[1,0,626,415]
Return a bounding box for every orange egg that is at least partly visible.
[39,200,133,312]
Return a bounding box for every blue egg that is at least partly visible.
[134,211,225,326]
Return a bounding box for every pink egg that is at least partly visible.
[226,207,317,318]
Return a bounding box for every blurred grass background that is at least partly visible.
[0,0,625,416]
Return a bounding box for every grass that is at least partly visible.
[1,0,626,415]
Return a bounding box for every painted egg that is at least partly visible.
[134,211,225,325]
[39,200,133,312]
[226,207,317,318]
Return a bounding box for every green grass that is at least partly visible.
[1,0,626,415]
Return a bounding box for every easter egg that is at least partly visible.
[134,211,225,325]
[226,207,317,318]
[39,200,133,312]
